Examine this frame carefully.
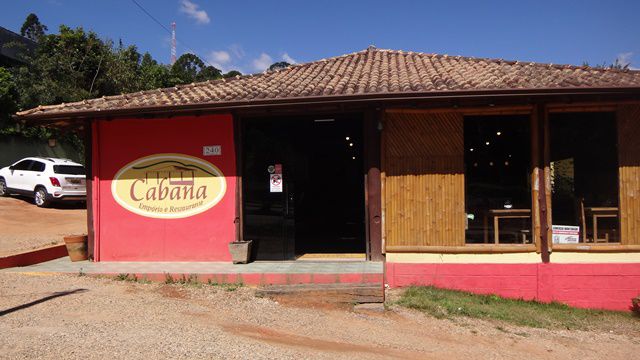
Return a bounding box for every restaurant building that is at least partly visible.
[17,47,640,310]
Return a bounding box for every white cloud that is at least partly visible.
[252,53,273,71]
[282,53,297,64]
[209,50,231,64]
[616,52,637,69]
[179,0,210,25]
[230,44,245,59]
[206,50,232,72]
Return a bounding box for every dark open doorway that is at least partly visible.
[242,115,366,261]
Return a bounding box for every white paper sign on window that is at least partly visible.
[270,174,283,193]
[552,225,580,244]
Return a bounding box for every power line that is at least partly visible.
[129,0,215,68]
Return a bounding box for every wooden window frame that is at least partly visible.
[383,107,540,254]
[546,105,640,253]
[384,103,640,254]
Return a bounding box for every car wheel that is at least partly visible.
[0,178,7,197]
[34,187,50,208]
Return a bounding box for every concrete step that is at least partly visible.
[256,283,384,304]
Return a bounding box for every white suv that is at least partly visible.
[0,157,86,207]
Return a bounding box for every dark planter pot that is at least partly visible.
[63,235,88,262]
[228,240,252,264]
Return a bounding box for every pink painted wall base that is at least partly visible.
[386,262,640,311]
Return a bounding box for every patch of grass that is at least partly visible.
[176,274,202,287]
[164,273,175,284]
[207,279,243,291]
[396,286,637,330]
[112,273,151,284]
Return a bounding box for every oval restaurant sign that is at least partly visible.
[111,153,226,219]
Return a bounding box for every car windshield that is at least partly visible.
[53,165,85,175]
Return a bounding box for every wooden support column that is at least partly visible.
[364,109,384,261]
[83,119,95,260]
[536,104,551,263]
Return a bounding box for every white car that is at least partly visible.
[0,157,86,207]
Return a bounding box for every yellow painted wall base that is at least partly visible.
[385,252,542,264]
[385,252,640,263]
[550,252,640,263]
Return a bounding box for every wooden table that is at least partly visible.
[484,209,531,244]
[584,207,618,243]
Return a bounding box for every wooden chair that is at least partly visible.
[578,197,588,243]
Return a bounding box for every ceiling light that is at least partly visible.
[496,131,502,136]
[352,156,356,160]
[485,141,490,146]
[345,136,350,140]
[349,143,353,147]
[470,148,474,152]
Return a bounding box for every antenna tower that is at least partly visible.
[171,22,176,65]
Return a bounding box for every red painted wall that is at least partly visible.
[386,262,640,311]
[92,115,236,261]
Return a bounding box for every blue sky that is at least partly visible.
[2,0,639,74]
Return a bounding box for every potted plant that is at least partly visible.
[63,234,88,262]
[228,240,252,264]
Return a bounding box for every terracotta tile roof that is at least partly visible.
[17,47,640,118]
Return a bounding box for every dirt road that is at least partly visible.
[1,272,638,359]
[0,197,86,256]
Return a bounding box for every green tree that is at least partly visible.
[223,70,242,78]
[170,53,221,84]
[139,52,171,90]
[13,25,113,109]
[0,67,18,127]
[268,61,291,71]
[105,41,143,94]
[20,13,48,42]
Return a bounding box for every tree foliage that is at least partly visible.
[170,53,222,84]
[3,13,241,148]
[223,70,242,78]
[0,67,18,126]
[268,61,291,71]
[20,13,48,42]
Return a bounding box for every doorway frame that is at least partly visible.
[234,111,382,261]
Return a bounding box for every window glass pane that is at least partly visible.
[30,161,45,172]
[13,160,32,170]
[549,112,619,244]
[464,115,532,244]
[53,165,85,175]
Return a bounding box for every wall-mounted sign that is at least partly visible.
[552,225,580,244]
[270,173,283,193]
[111,153,226,219]
[203,145,222,156]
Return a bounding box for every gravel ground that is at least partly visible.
[0,197,86,256]
[1,272,639,359]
